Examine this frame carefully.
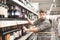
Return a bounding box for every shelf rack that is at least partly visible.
[12,0,38,16]
[0,0,38,40]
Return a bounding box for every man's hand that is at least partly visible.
[23,25,28,31]
[25,14,28,19]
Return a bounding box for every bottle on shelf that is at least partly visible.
[8,6,14,18]
[17,25,22,37]
[0,0,3,6]
[19,30,22,37]
[0,0,7,8]
[0,15,4,18]
[0,0,2,3]
[21,25,27,36]
[0,5,8,18]
[26,11,29,17]
[8,5,23,19]
[2,0,6,5]
[14,31,20,40]
[14,6,22,18]
[22,8,27,20]
[10,33,14,40]
[29,12,35,20]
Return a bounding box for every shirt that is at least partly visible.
[33,18,51,40]
[34,18,51,32]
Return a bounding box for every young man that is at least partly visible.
[23,10,51,40]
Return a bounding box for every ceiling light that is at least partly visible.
[53,0,55,3]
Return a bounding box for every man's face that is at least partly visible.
[40,13,46,19]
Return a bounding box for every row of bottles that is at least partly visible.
[28,12,38,20]
[10,25,29,40]
[9,25,22,40]
[0,6,8,18]
[0,0,8,18]
[8,6,22,18]
[0,4,38,20]
[8,5,27,20]
[0,0,6,5]
[0,24,29,40]
[0,0,8,8]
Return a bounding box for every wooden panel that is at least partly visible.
[5,34,10,40]
[0,36,2,40]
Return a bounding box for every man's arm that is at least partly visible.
[23,21,51,32]
[27,18,33,25]
[23,25,38,33]
[37,21,51,31]
[27,18,38,25]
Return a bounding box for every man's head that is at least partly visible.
[39,10,46,19]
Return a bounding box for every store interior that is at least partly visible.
[0,0,60,40]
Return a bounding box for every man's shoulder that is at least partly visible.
[44,18,50,23]
[45,18,50,21]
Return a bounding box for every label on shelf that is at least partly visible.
[10,35,14,40]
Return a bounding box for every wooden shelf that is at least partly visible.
[0,20,28,28]
[3,29,19,35]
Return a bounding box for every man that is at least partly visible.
[23,10,51,40]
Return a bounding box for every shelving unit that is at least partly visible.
[12,0,38,16]
[0,0,38,40]
[0,19,34,40]
[0,18,28,28]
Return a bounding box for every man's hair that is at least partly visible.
[39,10,46,14]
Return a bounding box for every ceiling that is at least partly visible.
[30,0,60,11]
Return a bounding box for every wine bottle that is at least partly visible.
[0,15,4,18]
[8,6,15,18]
